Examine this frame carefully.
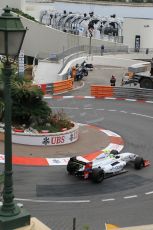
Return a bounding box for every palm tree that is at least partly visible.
[0,65,72,132]
[11,80,51,127]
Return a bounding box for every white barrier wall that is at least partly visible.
[33,61,63,84]
[61,55,149,72]
[20,16,126,58]
[12,123,79,146]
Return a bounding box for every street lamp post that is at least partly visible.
[89,31,92,55]
[0,6,30,230]
[88,18,94,56]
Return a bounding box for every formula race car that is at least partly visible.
[66,150,150,183]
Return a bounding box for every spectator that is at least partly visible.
[101,45,104,56]
[71,66,77,80]
[150,58,153,76]
[110,75,116,86]
[67,68,72,79]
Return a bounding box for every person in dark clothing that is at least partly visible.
[110,75,116,86]
[101,45,104,56]
[150,58,153,76]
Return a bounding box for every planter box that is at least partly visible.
[11,122,79,146]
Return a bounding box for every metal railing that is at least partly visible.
[36,44,128,61]
[58,51,86,76]
[114,86,153,101]
[128,48,153,54]
[35,44,129,80]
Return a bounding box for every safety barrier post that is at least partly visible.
[91,85,113,97]
[72,217,76,230]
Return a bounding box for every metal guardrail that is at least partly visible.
[36,44,128,60]
[58,51,86,77]
[36,44,128,79]
[128,48,153,54]
[91,85,153,101]
[90,45,128,55]
[114,87,153,101]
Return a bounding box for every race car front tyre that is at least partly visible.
[134,157,144,170]
[91,168,105,183]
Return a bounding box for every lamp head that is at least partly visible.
[0,5,27,58]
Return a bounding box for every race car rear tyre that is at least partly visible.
[134,157,144,170]
[67,157,77,175]
[91,168,104,183]
[110,149,119,156]
[67,162,76,175]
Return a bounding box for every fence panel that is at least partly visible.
[91,85,113,97]
[91,85,153,101]
[53,79,73,94]
[114,87,153,100]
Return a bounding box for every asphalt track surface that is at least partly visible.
[2,67,153,230]
[11,97,153,230]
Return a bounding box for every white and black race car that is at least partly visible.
[66,150,150,183]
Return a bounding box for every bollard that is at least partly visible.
[146,48,149,54]
[73,217,76,230]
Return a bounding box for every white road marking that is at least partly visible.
[105,97,116,100]
[131,113,153,119]
[96,108,105,111]
[125,99,137,102]
[102,130,120,137]
[145,191,153,195]
[102,198,115,202]
[120,111,128,113]
[14,192,153,205]
[124,195,138,199]
[108,109,117,112]
[44,96,52,99]
[14,198,90,203]
[146,101,153,104]
[84,96,95,99]
[62,96,74,98]
[77,123,86,126]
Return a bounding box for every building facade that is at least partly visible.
[123,17,153,50]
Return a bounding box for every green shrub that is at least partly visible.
[12,8,37,22]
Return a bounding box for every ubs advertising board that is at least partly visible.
[12,124,79,146]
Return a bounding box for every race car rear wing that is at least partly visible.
[69,157,86,165]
